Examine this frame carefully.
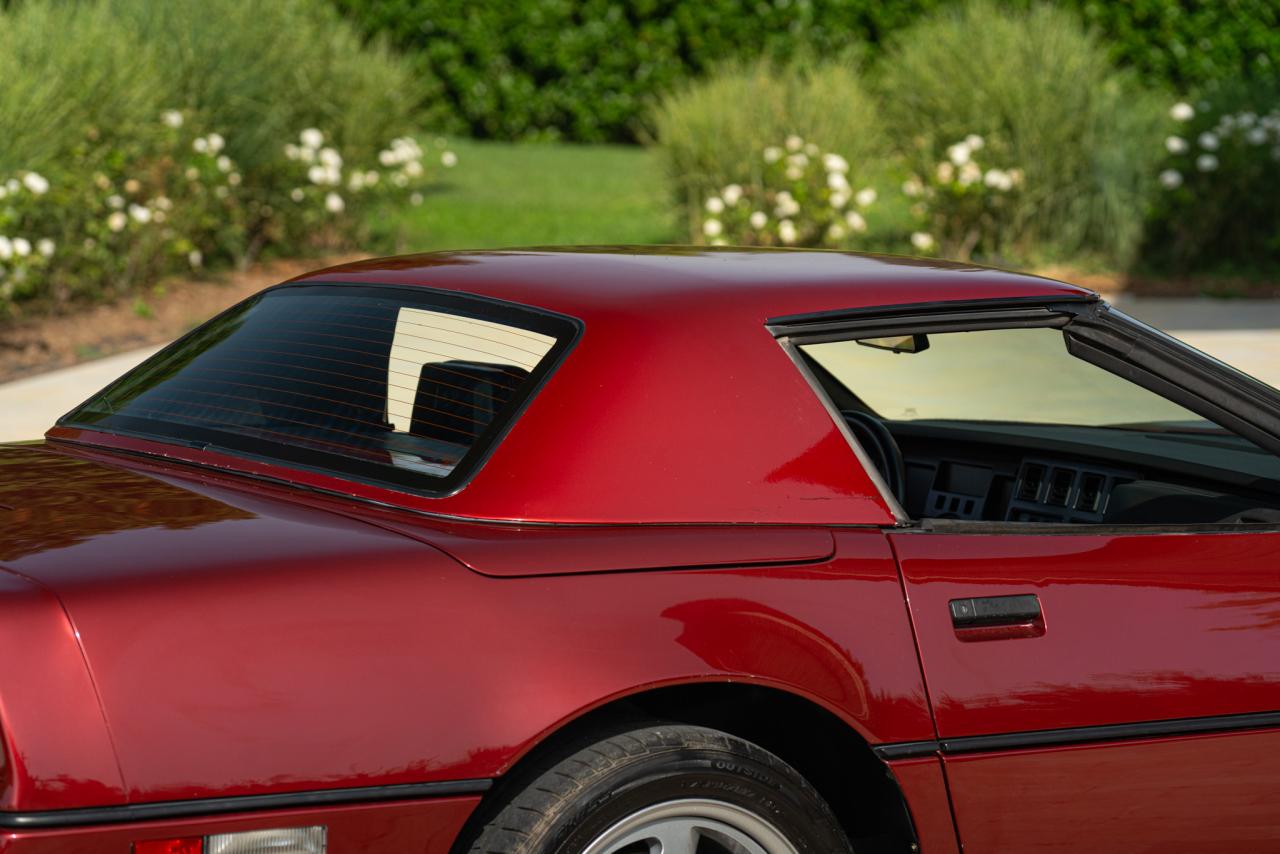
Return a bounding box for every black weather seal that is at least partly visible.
[766,294,1096,338]
[0,778,493,829]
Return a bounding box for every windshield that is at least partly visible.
[803,326,1216,430]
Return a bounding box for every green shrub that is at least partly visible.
[1143,80,1280,272]
[333,0,946,143]
[0,0,451,313]
[334,0,1279,144]
[877,0,1166,266]
[652,56,888,241]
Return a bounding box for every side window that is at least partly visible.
[800,326,1280,525]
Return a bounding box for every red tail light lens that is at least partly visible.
[134,839,203,854]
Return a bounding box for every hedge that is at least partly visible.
[335,0,1280,143]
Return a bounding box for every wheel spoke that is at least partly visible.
[650,819,700,854]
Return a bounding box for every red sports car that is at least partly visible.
[3,248,1278,854]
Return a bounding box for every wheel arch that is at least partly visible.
[452,680,918,854]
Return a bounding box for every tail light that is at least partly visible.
[136,826,325,854]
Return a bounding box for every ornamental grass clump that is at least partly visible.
[1146,82,1280,271]
[697,136,879,249]
[876,0,1165,267]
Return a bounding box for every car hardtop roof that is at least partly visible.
[291,246,1094,324]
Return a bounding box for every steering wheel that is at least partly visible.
[841,410,907,507]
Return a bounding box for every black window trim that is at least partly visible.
[771,295,1280,531]
[58,281,584,499]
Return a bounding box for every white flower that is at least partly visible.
[123,178,141,194]
[785,135,804,152]
[702,218,723,238]
[827,222,848,241]
[188,249,203,268]
[1170,102,1195,121]
[348,171,366,191]
[710,237,728,247]
[183,167,198,181]
[910,231,935,251]
[300,128,324,150]
[705,197,725,214]
[154,196,173,211]
[1239,111,1257,127]
[11,237,31,257]
[936,161,955,182]
[827,171,850,192]
[0,237,10,260]
[4,179,17,193]
[107,212,128,232]
[1008,168,1025,187]
[804,142,819,157]
[1165,135,1188,154]
[947,141,972,166]
[216,155,233,173]
[193,137,209,153]
[107,194,125,209]
[722,184,743,206]
[318,147,342,168]
[22,172,49,195]
[227,172,241,186]
[845,210,867,232]
[965,134,985,151]
[787,152,809,169]
[1158,168,1183,189]
[855,187,877,207]
[410,192,424,206]
[902,176,924,197]
[404,160,424,178]
[152,209,167,223]
[364,170,379,185]
[93,172,111,190]
[128,204,152,223]
[829,190,849,209]
[1196,153,1219,171]
[822,153,849,174]
[1247,127,1268,145]
[161,110,184,128]
[441,150,458,168]
[763,146,783,164]
[958,161,982,186]
[214,186,229,199]
[785,165,804,181]
[1198,131,1219,151]
[289,188,305,202]
[773,191,800,218]
[778,219,798,244]
[983,168,1013,191]
[378,150,396,167]
[284,143,301,161]
[36,238,55,257]
[206,133,225,153]
[0,187,8,200]
[324,191,345,213]
[749,211,768,229]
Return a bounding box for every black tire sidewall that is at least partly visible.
[548,744,848,854]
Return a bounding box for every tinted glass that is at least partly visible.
[64,284,578,492]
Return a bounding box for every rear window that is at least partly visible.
[63,284,579,493]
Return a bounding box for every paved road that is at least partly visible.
[2,298,1278,443]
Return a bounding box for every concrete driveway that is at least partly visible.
[2,297,1279,444]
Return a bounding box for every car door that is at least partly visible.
[776,298,1280,852]
[891,528,1280,852]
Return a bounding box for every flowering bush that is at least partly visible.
[0,109,456,312]
[900,134,1026,259]
[1147,88,1280,270]
[697,136,879,248]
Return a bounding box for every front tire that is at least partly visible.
[464,722,854,854]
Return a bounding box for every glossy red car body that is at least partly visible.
[2,248,1277,853]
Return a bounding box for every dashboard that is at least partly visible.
[887,420,1280,525]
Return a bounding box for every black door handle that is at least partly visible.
[950,594,1042,628]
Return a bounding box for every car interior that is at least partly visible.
[800,326,1280,527]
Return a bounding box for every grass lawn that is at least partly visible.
[373,139,677,251]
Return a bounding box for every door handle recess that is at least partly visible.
[949,594,1044,641]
